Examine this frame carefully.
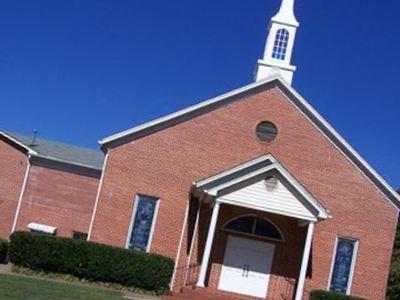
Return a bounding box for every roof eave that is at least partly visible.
[99,76,284,149]
[31,153,103,171]
[0,130,38,155]
[97,76,400,210]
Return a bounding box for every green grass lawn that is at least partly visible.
[0,273,125,300]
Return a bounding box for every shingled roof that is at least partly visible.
[1,131,104,170]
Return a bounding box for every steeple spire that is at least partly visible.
[255,0,299,85]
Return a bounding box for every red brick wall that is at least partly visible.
[0,139,28,239]
[90,87,398,299]
[15,164,99,238]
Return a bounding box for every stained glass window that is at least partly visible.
[272,28,289,61]
[329,238,358,294]
[128,195,159,252]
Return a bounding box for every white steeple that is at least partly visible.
[255,0,299,85]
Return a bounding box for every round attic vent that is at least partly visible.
[256,121,278,143]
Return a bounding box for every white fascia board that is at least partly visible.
[100,77,281,145]
[28,222,57,234]
[195,154,276,188]
[273,163,329,219]
[276,80,400,209]
[0,131,37,155]
[99,76,400,209]
[200,160,328,220]
[206,164,277,195]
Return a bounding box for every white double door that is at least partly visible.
[218,235,275,298]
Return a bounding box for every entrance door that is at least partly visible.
[218,235,275,298]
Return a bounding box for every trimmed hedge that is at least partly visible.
[10,232,174,292]
[0,238,9,263]
[310,290,366,300]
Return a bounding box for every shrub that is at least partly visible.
[0,238,9,264]
[10,232,174,293]
[310,290,366,300]
[387,253,400,300]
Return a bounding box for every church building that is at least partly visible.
[88,1,399,299]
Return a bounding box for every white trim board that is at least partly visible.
[125,194,160,253]
[327,237,359,295]
[98,77,400,210]
[0,131,37,155]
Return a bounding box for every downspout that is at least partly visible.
[183,198,202,287]
[11,154,32,234]
[87,149,109,241]
[170,200,190,291]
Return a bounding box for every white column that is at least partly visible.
[295,222,315,300]
[197,201,220,288]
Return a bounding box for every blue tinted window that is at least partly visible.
[272,29,289,60]
[224,216,283,241]
[225,216,254,233]
[329,238,357,294]
[128,195,158,252]
[254,218,282,240]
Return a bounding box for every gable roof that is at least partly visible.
[192,154,329,221]
[0,131,104,170]
[99,76,400,209]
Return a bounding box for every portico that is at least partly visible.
[188,154,328,299]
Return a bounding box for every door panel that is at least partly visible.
[218,236,275,298]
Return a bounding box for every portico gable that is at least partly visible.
[187,154,328,300]
[192,154,329,222]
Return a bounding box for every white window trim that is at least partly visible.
[327,236,359,295]
[125,194,160,253]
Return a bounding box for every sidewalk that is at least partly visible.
[0,263,11,273]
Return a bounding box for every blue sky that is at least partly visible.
[1,0,399,187]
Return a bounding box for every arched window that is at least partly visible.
[272,28,289,61]
[223,215,284,242]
